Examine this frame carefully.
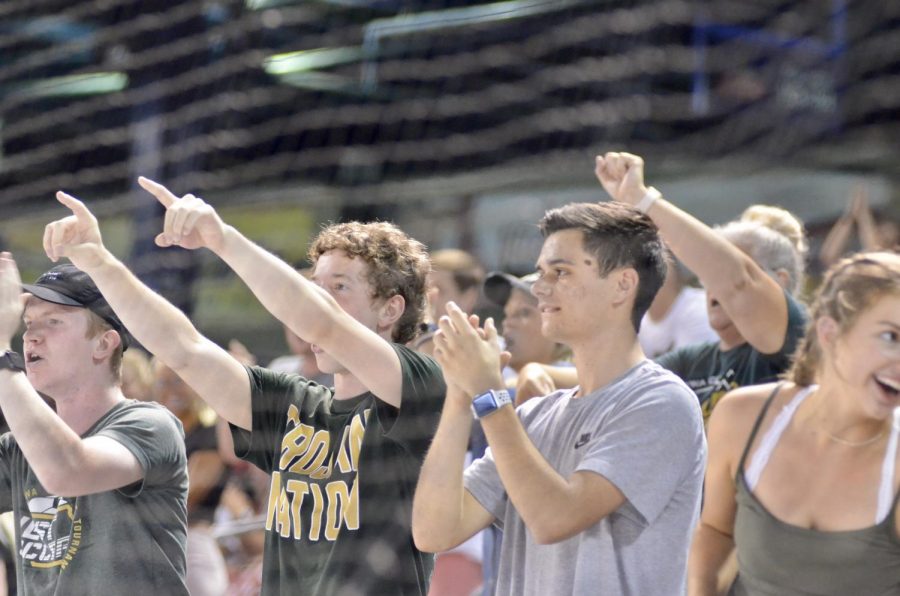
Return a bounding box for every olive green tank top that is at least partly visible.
[730,385,900,596]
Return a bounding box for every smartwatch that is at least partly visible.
[0,351,25,373]
[471,389,512,419]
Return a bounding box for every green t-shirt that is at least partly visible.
[231,344,446,596]
[0,400,189,596]
[657,292,807,421]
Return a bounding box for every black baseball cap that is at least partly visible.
[483,271,539,307]
[22,264,130,350]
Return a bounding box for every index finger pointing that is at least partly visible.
[56,191,96,223]
[138,176,178,208]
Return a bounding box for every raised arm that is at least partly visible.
[513,362,577,405]
[595,152,788,354]
[818,187,861,268]
[0,254,144,496]
[852,186,888,251]
[412,382,495,552]
[44,192,252,428]
[432,303,626,544]
[137,178,403,405]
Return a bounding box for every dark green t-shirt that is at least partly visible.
[231,344,446,596]
[0,400,189,596]
[657,292,807,421]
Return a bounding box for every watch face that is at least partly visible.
[471,392,497,418]
[472,390,510,418]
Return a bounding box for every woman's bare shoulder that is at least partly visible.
[708,382,801,449]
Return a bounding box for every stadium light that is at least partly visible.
[12,72,128,99]
[245,0,296,9]
[277,72,364,93]
[263,47,363,76]
[247,0,378,8]
[361,0,584,90]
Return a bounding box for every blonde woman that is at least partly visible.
[689,251,900,595]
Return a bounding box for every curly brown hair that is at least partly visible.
[308,221,431,344]
[788,250,900,386]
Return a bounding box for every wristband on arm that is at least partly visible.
[636,186,661,214]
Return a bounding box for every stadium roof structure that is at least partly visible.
[1,0,899,217]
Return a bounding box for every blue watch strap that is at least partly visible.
[471,389,512,418]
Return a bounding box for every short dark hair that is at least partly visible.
[539,201,666,332]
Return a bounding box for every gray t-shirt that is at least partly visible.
[465,360,706,596]
[0,400,189,596]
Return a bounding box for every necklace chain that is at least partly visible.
[822,426,887,447]
[804,386,891,447]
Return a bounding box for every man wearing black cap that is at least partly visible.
[0,254,188,595]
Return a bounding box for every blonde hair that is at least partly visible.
[788,251,900,386]
[740,204,808,257]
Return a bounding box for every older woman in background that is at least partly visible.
[595,152,809,421]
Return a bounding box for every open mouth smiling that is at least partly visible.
[875,375,900,397]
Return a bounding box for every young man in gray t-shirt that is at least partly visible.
[0,261,188,595]
[413,199,707,595]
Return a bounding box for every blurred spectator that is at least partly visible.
[819,185,900,268]
[741,204,809,260]
[639,253,717,358]
[412,249,485,356]
[121,347,154,401]
[216,465,269,596]
[0,512,12,596]
[266,326,333,386]
[154,359,230,596]
[428,249,486,321]
[203,340,266,594]
[226,339,256,368]
[483,271,571,406]
[426,453,485,596]
[417,251,487,596]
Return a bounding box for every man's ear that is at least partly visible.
[93,329,122,362]
[612,268,639,306]
[773,268,792,291]
[378,294,406,331]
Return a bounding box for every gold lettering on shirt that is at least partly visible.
[266,408,370,542]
